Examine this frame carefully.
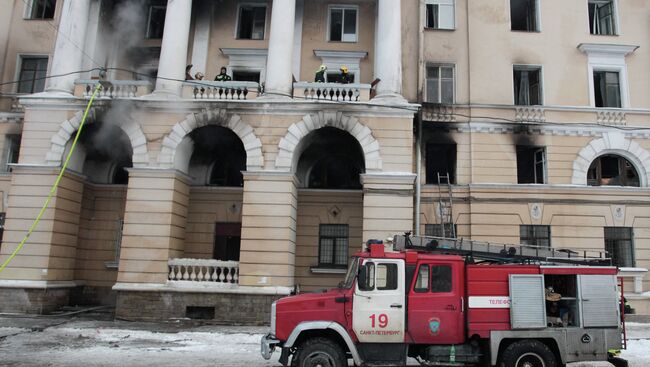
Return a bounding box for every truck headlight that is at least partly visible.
[270,301,277,336]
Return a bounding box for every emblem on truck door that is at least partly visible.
[428,317,441,335]
[581,334,592,343]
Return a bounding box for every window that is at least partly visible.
[431,265,452,293]
[593,71,621,108]
[237,5,266,40]
[145,4,166,39]
[213,223,242,261]
[425,224,457,238]
[326,72,355,84]
[113,219,124,263]
[27,0,55,19]
[359,261,375,291]
[510,0,538,32]
[376,263,398,290]
[319,224,349,267]
[604,227,634,267]
[0,213,5,249]
[329,6,358,42]
[232,70,261,83]
[425,0,455,30]
[426,65,454,104]
[589,1,616,35]
[587,155,639,187]
[513,66,542,105]
[516,146,546,184]
[520,225,550,248]
[425,143,456,184]
[3,135,20,172]
[17,57,48,94]
[414,265,430,292]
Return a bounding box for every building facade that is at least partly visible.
[0,0,648,321]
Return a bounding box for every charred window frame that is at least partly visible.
[426,65,454,104]
[510,0,539,32]
[589,0,617,36]
[520,225,551,248]
[237,4,267,40]
[328,5,358,42]
[425,143,456,184]
[587,155,640,187]
[17,56,48,94]
[516,146,546,184]
[425,0,455,30]
[425,223,457,238]
[513,66,542,106]
[2,135,20,172]
[593,70,621,108]
[318,224,349,268]
[26,0,56,19]
[604,227,634,267]
[145,3,166,39]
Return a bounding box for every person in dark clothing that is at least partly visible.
[339,65,352,84]
[315,65,327,82]
[215,67,232,82]
[185,64,194,80]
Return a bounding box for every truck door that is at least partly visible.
[353,259,405,343]
[407,260,465,344]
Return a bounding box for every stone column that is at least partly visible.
[238,172,297,288]
[115,169,190,285]
[45,0,92,94]
[190,0,212,76]
[263,0,296,98]
[153,0,193,97]
[361,173,416,243]
[373,0,406,102]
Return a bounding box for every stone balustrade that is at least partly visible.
[74,80,152,98]
[168,258,239,284]
[181,81,259,100]
[294,82,371,102]
[618,267,648,294]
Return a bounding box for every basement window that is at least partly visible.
[516,146,546,184]
[237,5,267,40]
[604,227,634,267]
[593,71,621,108]
[425,0,455,30]
[589,0,616,35]
[510,0,539,32]
[425,143,456,184]
[145,3,166,39]
[27,0,56,19]
[513,66,542,105]
[329,6,358,42]
[319,224,349,268]
[520,225,550,248]
[587,155,639,187]
[186,306,215,320]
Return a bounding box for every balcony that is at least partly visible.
[181,81,259,100]
[168,258,239,285]
[293,82,371,102]
[74,80,152,99]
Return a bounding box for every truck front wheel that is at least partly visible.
[499,340,558,367]
[291,337,347,367]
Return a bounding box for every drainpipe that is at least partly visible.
[415,110,423,236]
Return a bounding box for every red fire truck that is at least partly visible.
[261,233,628,367]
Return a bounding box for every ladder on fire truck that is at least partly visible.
[393,232,612,266]
[436,172,456,238]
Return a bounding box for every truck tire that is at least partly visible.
[291,337,347,367]
[499,340,558,367]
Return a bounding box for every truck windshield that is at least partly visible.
[340,257,359,289]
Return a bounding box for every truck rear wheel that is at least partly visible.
[499,340,558,367]
[291,337,347,367]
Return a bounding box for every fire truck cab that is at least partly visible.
[261,235,626,367]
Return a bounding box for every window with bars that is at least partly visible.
[604,227,634,267]
[513,66,542,106]
[589,0,616,35]
[426,65,454,104]
[17,57,48,94]
[318,224,349,268]
[520,225,550,248]
[593,70,621,108]
[27,0,56,19]
[237,5,267,40]
[425,0,455,30]
[425,224,457,238]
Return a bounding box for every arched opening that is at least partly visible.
[76,121,133,184]
[296,127,365,189]
[587,154,640,187]
[187,126,246,187]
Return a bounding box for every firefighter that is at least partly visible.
[339,65,352,84]
[194,72,204,81]
[215,67,232,82]
[314,65,327,82]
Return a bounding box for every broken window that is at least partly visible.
[513,67,542,105]
[510,0,538,32]
[593,71,621,108]
[232,70,261,83]
[604,227,634,267]
[28,0,55,19]
[213,223,242,262]
[425,0,455,30]
[426,65,454,104]
[520,225,550,248]
[425,143,456,184]
[516,146,546,184]
[17,57,47,94]
[3,135,20,172]
[589,0,616,35]
[145,3,166,39]
[587,155,639,187]
[237,5,266,40]
[329,6,358,42]
[319,224,349,268]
